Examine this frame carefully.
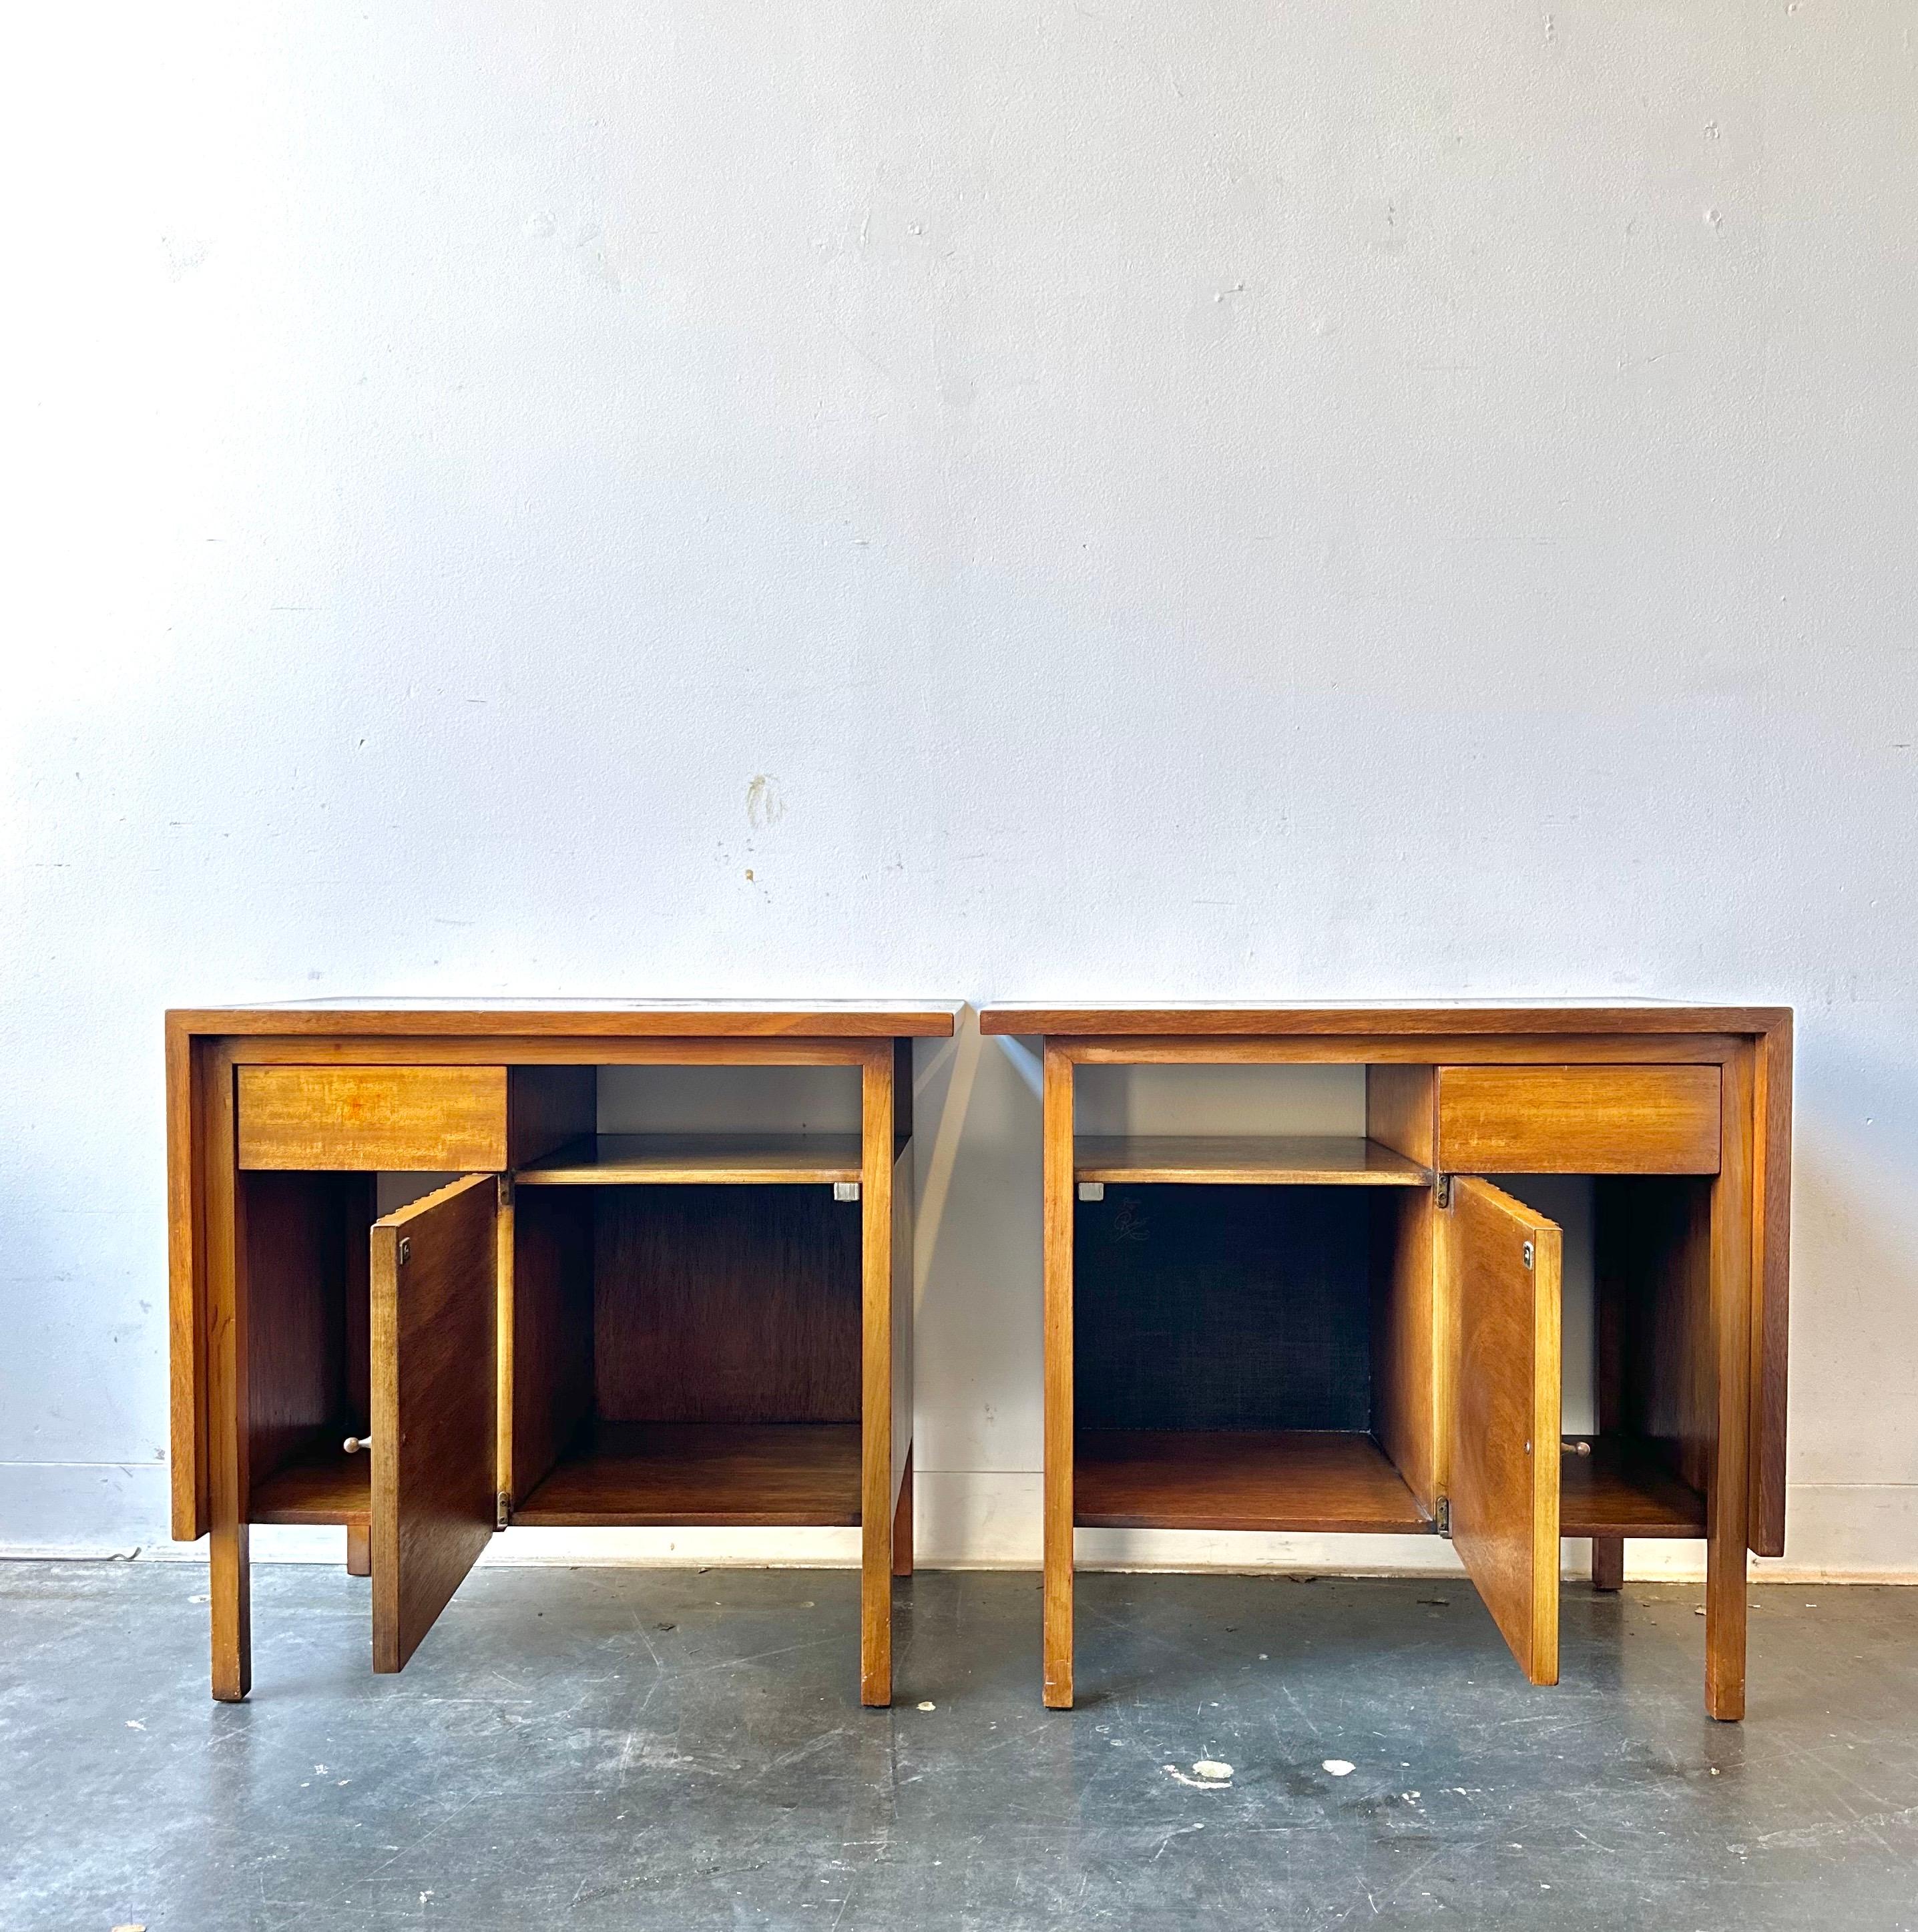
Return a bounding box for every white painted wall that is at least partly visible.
[5,4,1915,1581]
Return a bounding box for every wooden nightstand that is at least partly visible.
[167,1001,957,1706]
[979,1003,1791,1722]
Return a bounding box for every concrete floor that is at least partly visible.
[5,1562,1918,1930]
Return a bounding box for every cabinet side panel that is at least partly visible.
[168,1025,208,1539]
[891,1146,913,1508]
[1367,1064,1436,1167]
[1750,1019,1792,1556]
[1371,1188,1439,1512]
[511,1186,595,1501]
[507,1065,597,1168]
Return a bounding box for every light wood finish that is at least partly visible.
[859,1045,897,1707]
[517,1133,863,1186]
[511,1423,860,1525]
[1560,1437,1706,1537]
[238,1065,509,1171]
[1073,1135,1430,1186]
[1435,1065,1722,1175]
[346,1521,372,1577]
[1705,1046,1756,1721]
[1750,1016,1793,1556]
[370,1175,498,1675]
[983,1005,1788,1037]
[1447,1177,1562,1688]
[250,1435,371,1525]
[177,1003,961,1037]
[1591,1536,1624,1592]
[1057,1033,1743,1067]
[166,1019,208,1541]
[205,1045,250,1702]
[1041,1041,1075,1709]
[1075,1430,1428,1532]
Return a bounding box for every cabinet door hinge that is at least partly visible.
[1435,1495,1451,1539]
[1435,1175,1453,1210]
[496,1491,511,1531]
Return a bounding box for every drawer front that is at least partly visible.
[1435,1065,1720,1175]
[237,1066,509,1171]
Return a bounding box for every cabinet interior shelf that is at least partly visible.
[515,1133,863,1187]
[1075,1429,1429,1533]
[1073,1136,1431,1186]
[250,1429,369,1527]
[512,1423,863,1527]
[1560,1437,1706,1537]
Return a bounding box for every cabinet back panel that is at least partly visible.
[593,1186,860,1423]
[1076,1185,1373,1432]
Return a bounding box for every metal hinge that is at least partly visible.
[496,1491,511,1531]
[1435,1495,1451,1539]
[1078,1181,1105,1203]
[833,1181,861,1202]
[1435,1176,1452,1210]
[397,1236,411,1266]
[1521,1240,1534,1270]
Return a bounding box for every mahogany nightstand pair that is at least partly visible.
[167,1001,1789,1720]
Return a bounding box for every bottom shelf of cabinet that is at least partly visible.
[1560,1436,1706,1538]
[250,1430,370,1527]
[513,1422,863,1527]
[1075,1429,1431,1534]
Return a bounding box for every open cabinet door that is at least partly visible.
[371,1174,499,1673]
[1447,1177,1562,1686]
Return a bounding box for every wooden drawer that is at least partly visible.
[1435,1065,1720,1175]
[237,1066,509,1171]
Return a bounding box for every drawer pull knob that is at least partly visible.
[343,1435,373,1455]
[1561,1439,1593,1457]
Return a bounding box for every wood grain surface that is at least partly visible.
[371,1175,497,1675]
[1447,1176,1562,1687]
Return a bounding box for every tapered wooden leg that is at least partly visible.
[206,1048,251,1702]
[210,1521,251,1702]
[1041,1042,1075,1709]
[1592,1535,1624,1592]
[346,1521,372,1578]
[1705,1045,1755,1722]
[891,1449,914,1578]
[1704,1527,1746,1720]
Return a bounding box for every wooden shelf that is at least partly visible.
[1561,1436,1706,1538]
[250,1433,369,1527]
[512,1423,862,1527]
[516,1133,863,1186]
[1075,1429,1430,1533]
[1074,1136,1430,1187]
